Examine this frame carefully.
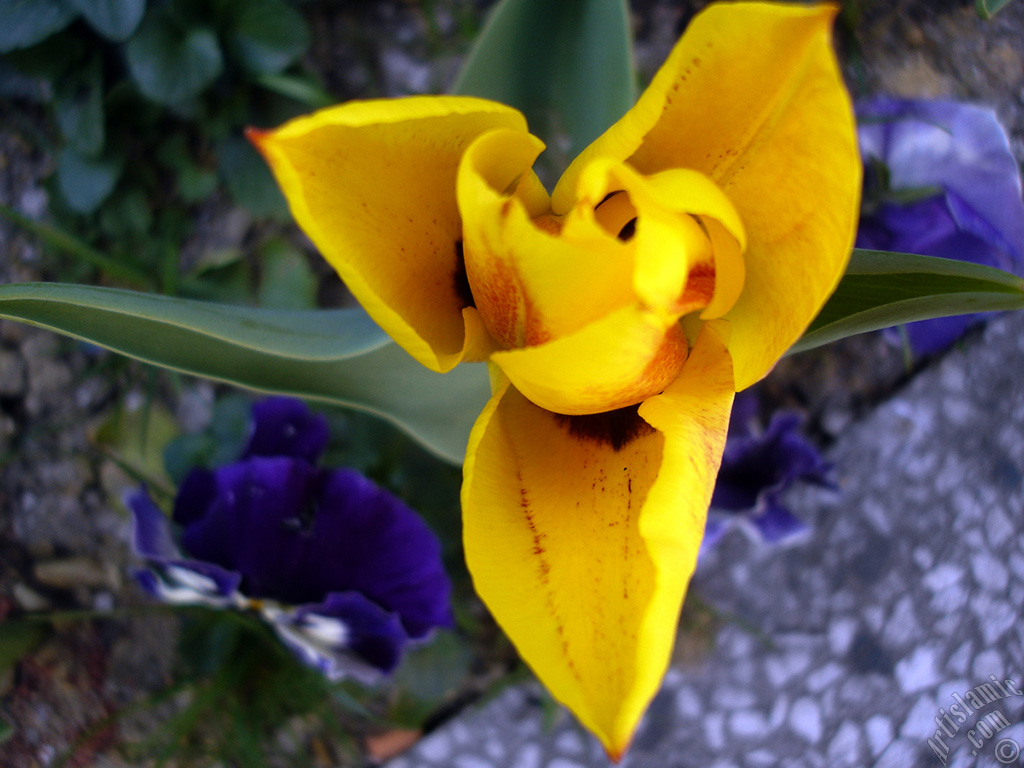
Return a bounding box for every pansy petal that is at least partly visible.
[751,504,810,545]
[137,560,242,607]
[858,97,1024,263]
[462,325,734,757]
[244,396,329,463]
[263,592,408,680]
[251,97,528,372]
[126,486,178,559]
[178,456,320,599]
[554,2,859,389]
[307,468,453,639]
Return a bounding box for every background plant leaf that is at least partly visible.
[217,136,288,217]
[0,283,489,463]
[256,239,318,310]
[453,0,634,162]
[56,146,124,213]
[53,53,105,157]
[126,9,223,105]
[976,0,1016,19]
[792,249,1024,354]
[0,0,78,53]
[224,0,310,76]
[68,0,146,41]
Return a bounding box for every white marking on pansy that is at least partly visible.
[165,565,221,593]
[298,613,350,647]
[149,579,234,607]
[258,602,380,684]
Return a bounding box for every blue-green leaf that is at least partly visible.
[0,0,77,53]
[217,136,288,217]
[976,0,1016,19]
[792,249,1024,354]
[68,0,146,41]
[56,147,124,213]
[0,283,488,463]
[453,0,634,161]
[53,53,105,157]
[224,0,309,76]
[126,9,222,105]
[257,239,318,310]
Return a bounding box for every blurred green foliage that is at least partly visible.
[0,0,331,295]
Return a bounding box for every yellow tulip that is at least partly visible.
[251,1,860,758]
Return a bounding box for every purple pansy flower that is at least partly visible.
[128,396,453,681]
[857,97,1024,356]
[703,393,832,552]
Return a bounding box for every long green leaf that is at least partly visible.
[0,283,489,463]
[792,249,1024,354]
[453,0,634,161]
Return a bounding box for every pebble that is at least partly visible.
[33,557,113,590]
[895,646,941,694]
[865,715,893,757]
[12,582,50,611]
[789,698,823,744]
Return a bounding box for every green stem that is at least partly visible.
[0,203,154,289]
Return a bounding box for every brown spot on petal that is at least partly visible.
[554,404,655,452]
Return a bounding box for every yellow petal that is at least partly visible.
[251,96,527,372]
[553,2,860,389]
[462,324,734,758]
[490,306,688,415]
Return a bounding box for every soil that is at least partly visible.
[0,1,1022,766]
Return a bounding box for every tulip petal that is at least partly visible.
[490,306,689,415]
[462,324,734,757]
[251,97,527,372]
[554,2,860,389]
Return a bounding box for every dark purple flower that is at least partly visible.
[243,396,330,463]
[857,97,1024,356]
[128,397,453,680]
[704,393,831,551]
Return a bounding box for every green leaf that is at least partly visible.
[976,0,1016,18]
[0,283,488,463]
[126,9,223,105]
[52,53,105,157]
[256,73,334,109]
[217,135,288,217]
[0,0,78,53]
[792,249,1024,354]
[68,0,146,41]
[453,0,634,161]
[56,146,124,213]
[224,0,309,76]
[257,239,318,310]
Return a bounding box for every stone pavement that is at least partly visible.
[386,310,1024,768]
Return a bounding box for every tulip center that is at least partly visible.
[594,191,638,242]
